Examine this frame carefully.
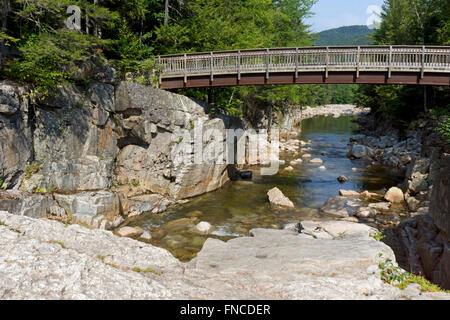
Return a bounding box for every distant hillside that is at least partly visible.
[315,25,374,46]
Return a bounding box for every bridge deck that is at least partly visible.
[158,46,450,89]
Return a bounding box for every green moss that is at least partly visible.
[133,266,163,276]
[397,274,450,293]
[25,162,43,180]
[0,221,8,227]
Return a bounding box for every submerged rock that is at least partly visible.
[195,222,214,235]
[267,187,294,208]
[348,145,368,159]
[337,175,350,183]
[116,226,143,238]
[320,196,350,218]
[162,218,194,232]
[309,158,323,164]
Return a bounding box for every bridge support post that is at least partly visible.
[266,48,270,80]
[237,50,241,82]
[421,46,425,79]
[325,47,329,79]
[184,53,187,84]
[295,47,299,80]
[210,52,214,83]
[356,46,360,79]
[388,46,392,78]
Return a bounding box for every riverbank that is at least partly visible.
[344,113,450,289]
[2,210,449,299]
[301,104,370,119]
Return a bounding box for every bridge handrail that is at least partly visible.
[158,45,450,78]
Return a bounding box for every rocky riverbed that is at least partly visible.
[301,104,370,119]
[343,113,450,289]
[2,210,449,300]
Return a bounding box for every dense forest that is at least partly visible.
[0,0,359,118]
[0,0,449,129]
[315,25,374,46]
[355,0,450,136]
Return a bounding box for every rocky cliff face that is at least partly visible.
[0,79,241,229]
[348,113,450,289]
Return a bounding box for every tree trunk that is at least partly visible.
[164,0,169,25]
[93,0,101,38]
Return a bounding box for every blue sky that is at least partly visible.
[306,0,385,32]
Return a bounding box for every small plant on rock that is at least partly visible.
[370,230,385,241]
[25,162,43,180]
[378,253,409,285]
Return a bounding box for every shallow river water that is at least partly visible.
[130,115,406,261]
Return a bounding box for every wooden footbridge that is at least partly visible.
[158,46,450,89]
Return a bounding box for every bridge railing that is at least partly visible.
[159,46,450,79]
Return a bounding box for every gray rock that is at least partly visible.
[0,190,55,218]
[267,187,294,208]
[407,196,421,211]
[1,211,448,300]
[348,145,368,159]
[0,83,32,188]
[337,175,350,183]
[368,202,391,211]
[54,191,122,229]
[114,82,236,200]
[320,196,350,218]
[195,222,214,235]
[116,226,143,238]
[356,207,377,218]
[86,82,115,112]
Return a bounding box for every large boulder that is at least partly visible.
[53,191,123,229]
[384,187,404,203]
[267,187,294,208]
[114,82,237,200]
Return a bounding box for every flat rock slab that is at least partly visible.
[0,212,449,300]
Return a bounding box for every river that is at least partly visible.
[129,115,406,261]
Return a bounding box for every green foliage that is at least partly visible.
[156,0,318,115]
[3,31,107,96]
[370,230,385,241]
[315,25,374,46]
[0,32,19,46]
[397,273,450,293]
[378,253,409,285]
[436,117,450,143]
[356,0,450,122]
[0,178,3,190]
[378,252,450,293]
